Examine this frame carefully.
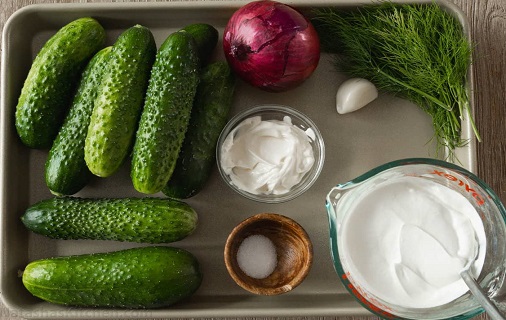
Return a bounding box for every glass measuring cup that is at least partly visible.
[325,158,506,319]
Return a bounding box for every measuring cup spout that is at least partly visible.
[325,186,341,225]
[325,183,358,227]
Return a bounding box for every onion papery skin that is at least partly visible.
[223,0,320,92]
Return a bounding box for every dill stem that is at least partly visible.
[457,89,482,142]
[377,68,452,111]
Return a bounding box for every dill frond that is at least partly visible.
[312,2,480,160]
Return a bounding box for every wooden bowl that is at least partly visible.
[224,213,313,295]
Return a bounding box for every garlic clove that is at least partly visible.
[336,78,379,114]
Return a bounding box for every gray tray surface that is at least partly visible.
[0,1,475,318]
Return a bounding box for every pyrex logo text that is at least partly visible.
[430,170,485,206]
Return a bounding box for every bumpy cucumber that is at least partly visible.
[131,31,200,194]
[85,25,156,178]
[15,17,106,149]
[163,62,236,199]
[180,23,219,65]
[22,246,202,308]
[21,197,197,243]
[45,47,111,196]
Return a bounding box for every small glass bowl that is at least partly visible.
[216,105,325,203]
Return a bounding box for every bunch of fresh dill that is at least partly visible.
[312,2,480,160]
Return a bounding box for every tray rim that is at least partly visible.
[0,0,476,318]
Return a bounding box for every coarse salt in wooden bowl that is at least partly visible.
[224,213,313,295]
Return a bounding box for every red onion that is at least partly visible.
[223,0,320,92]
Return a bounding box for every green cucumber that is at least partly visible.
[163,62,236,199]
[45,46,111,196]
[180,23,219,65]
[131,31,200,194]
[21,197,197,243]
[15,17,106,149]
[85,25,156,178]
[22,246,202,308]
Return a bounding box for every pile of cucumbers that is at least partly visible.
[16,17,236,198]
[15,17,237,309]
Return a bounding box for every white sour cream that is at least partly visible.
[220,115,315,195]
[339,176,486,309]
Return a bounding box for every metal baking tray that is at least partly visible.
[0,0,476,318]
